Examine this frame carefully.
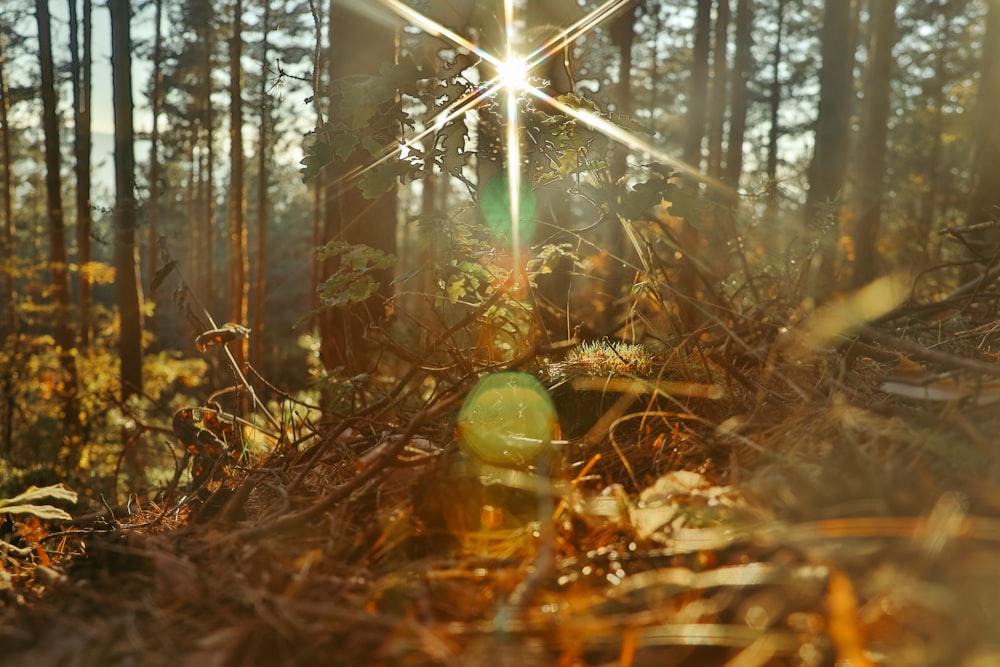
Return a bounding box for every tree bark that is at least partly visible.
[610,0,639,185]
[852,0,897,287]
[804,0,857,299]
[110,0,144,402]
[965,0,1000,245]
[68,0,94,349]
[252,0,271,372]
[0,30,14,329]
[200,22,217,313]
[320,0,398,374]
[683,0,712,172]
[35,0,81,437]
[724,0,752,191]
[147,0,164,340]
[764,0,785,219]
[707,0,730,179]
[228,0,248,369]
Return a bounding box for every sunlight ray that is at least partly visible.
[377,0,503,67]
[329,79,505,193]
[526,86,732,195]
[332,0,731,231]
[524,0,633,71]
[504,0,523,275]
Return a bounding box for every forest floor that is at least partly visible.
[4,275,1000,667]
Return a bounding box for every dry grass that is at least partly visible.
[4,260,1000,667]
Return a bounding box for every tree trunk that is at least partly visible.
[320,0,398,374]
[228,0,248,370]
[804,0,857,299]
[965,0,1000,245]
[68,0,94,350]
[201,26,217,314]
[610,0,639,185]
[724,0,752,191]
[707,0,730,179]
[35,0,81,439]
[252,0,271,372]
[110,0,144,402]
[147,0,164,340]
[602,0,639,274]
[764,0,785,219]
[185,138,199,354]
[0,30,14,329]
[683,0,712,172]
[851,0,896,287]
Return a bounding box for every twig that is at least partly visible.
[875,261,1000,324]
[858,325,1000,380]
[231,388,469,541]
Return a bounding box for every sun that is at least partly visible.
[495,55,530,93]
[336,0,717,276]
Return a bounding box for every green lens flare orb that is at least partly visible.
[457,372,557,467]
[480,172,537,243]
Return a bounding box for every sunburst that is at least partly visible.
[335,0,715,274]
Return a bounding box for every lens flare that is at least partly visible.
[496,56,530,93]
[330,0,727,250]
[457,372,558,467]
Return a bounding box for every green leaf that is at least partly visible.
[315,240,351,262]
[619,169,679,220]
[331,132,358,161]
[299,132,337,181]
[315,242,396,308]
[380,55,426,98]
[439,115,469,176]
[361,136,383,158]
[359,161,410,200]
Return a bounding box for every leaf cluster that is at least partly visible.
[316,240,397,308]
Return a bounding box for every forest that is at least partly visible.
[2,0,1000,664]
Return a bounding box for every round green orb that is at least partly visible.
[457,372,557,467]
[480,172,537,244]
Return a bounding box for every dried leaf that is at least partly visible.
[0,483,78,508]
[0,484,77,521]
[195,323,251,352]
[149,260,177,291]
[0,504,73,521]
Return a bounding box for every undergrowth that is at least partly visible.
[3,179,1000,666]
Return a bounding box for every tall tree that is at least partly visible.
[912,1,962,236]
[68,0,94,349]
[110,0,144,401]
[35,0,81,437]
[707,0,730,179]
[724,0,752,191]
[851,0,897,286]
[610,0,639,185]
[251,0,271,371]
[147,0,164,338]
[0,28,14,329]
[228,0,248,368]
[965,0,1000,244]
[803,0,857,298]
[319,0,398,373]
[683,0,712,171]
[764,0,786,218]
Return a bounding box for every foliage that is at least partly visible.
[316,241,396,308]
[0,276,209,502]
